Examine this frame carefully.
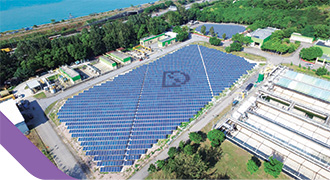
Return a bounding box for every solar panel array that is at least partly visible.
[195,24,246,39]
[57,45,255,172]
[199,46,255,95]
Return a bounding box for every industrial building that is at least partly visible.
[140,32,177,48]
[290,33,314,43]
[59,66,81,84]
[140,33,166,46]
[222,66,330,179]
[247,27,278,47]
[107,51,131,65]
[0,99,30,135]
[26,79,42,94]
[157,32,177,48]
[314,40,330,65]
[99,56,117,70]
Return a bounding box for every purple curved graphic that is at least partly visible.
[0,112,74,180]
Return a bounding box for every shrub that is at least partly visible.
[148,164,157,173]
[209,37,221,46]
[201,25,206,35]
[299,47,323,61]
[168,147,178,158]
[316,66,328,76]
[156,160,166,170]
[264,156,283,178]
[189,132,203,144]
[207,129,225,147]
[183,144,194,155]
[247,159,259,174]
[225,42,243,52]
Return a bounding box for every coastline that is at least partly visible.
[0,0,158,39]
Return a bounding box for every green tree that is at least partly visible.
[207,129,225,147]
[51,19,56,23]
[176,31,189,42]
[232,33,251,45]
[184,144,194,155]
[201,25,206,35]
[301,25,315,38]
[222,33,226,40]
[165,1,174,7]
[264,156,283,178]
[148,163,157,173]
[168,147,178,158]
[88,25,105,55]
[209,37,221,46]
[209,26,215,37]
[156,160,166,170]
[247,157,260,174]
[172,153,209,179]
[0,51,18,83]
[179,141,186,151]
[316,67,328,76]
[166,11,182,26]
[299,47,323,61]
[226,42,243,52]
[189,132,203,144]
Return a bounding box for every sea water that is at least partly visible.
[0,0,154,32]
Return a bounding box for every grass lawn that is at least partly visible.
[147,139,289,179]
[201,104,232,133]
[33,92,46,99]
[196,42,267,62]
[24,85,28,89]
[26,129,56,166]
[213,141,289,179]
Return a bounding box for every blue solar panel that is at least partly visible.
[100,166,123,172]
[196,24,246,39]
[57,45,255,172]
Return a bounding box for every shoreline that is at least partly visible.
[0,0,158,38]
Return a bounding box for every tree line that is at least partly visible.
[197,0,330,39]
[0,13,171,84]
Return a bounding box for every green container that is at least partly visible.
[257,74,264,83]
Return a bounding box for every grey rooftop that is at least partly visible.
[250,27,278,40]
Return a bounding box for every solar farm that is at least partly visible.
[227,67,330,179]
[57,45,256,172]
[195,24,246,39]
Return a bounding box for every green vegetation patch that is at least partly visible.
[45,101,58,116]
[33,92,46,99]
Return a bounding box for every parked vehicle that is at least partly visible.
[245,83,254,91]
[232,100,239,106]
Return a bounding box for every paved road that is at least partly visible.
[243,42,313,66]
[129,72,259,180]
[24,100,88,179]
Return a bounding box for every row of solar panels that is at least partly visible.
[67,122,181,129]
[81,139,157,146]
[58,45,255,172]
